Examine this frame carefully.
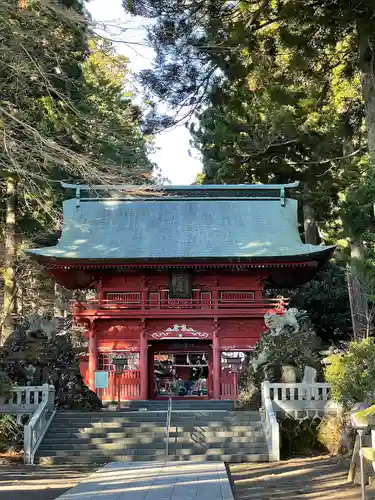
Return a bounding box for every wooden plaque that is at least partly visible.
[169,273,192,299]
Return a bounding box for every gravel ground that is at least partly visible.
[0,456,373,500]
[0,465,94,500]
[229,456,373,500]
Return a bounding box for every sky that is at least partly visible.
[87,0,202,185]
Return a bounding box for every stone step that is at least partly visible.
[49,417,262,426]
[36,408,269,465]
[46,421,263,431]
[36,452,268,465]
[52,417,168,424]
[55,409,259,417]
[37,445,268,457]
[38,436,267,450]
[52,415,261,424]
[115,401,236,411]
[40,431,266,445]
[36,447,267,458]
[37,448,268,458]
[45,428,264,439]
[40,433,265,446]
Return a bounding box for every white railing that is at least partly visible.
[261,381,338,462]
[0,385,48,413]
[260,389,280,461]
[165,394,172,456]
[24,384,55,465]
[262,381,338,416]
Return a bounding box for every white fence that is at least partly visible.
[260,381,338,462]
[0,385,49,414]
[24,385,56,465]
[0,384,56,465]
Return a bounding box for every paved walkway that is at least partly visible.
[57,461,235,500]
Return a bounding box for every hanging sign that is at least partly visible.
[94,371,109,389]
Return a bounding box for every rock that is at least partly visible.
[302,366,317,384]
[281,365,298,383]
[0,317,101,411]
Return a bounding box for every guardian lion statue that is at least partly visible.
[26,314,59,341]
[264,308,299,336]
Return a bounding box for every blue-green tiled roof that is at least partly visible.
[27,195,334,261]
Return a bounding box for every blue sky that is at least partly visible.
[87,0,202,185]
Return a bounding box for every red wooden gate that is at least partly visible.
[96,370,141,401]
[220,370,238,400]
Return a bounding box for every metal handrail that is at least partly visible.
[165,393,172,456]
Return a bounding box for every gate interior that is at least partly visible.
[149,341,211,399]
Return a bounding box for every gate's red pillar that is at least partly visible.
[140,322,148,400]
[213,319,220,399]
[88,320,97,391]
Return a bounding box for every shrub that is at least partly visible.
[280,416,325,458]
[0,371,12,399]
[0,415,23,453]
[237,371,258,409]
[317,413,349,455]
[325,338,375,409]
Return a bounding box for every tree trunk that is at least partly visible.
[349,238,368,338]
[358,29,375,170]
[303,204,317,244]
[2,176,17,345]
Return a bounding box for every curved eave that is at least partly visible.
[27,247,334,290]
[27,246,335,269]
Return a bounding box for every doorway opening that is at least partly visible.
[149,341,211,399]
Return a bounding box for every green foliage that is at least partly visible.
[0,1,154,323]
[238,312,322,409]
[290,263,351,341]
[280,416,325,458]
[351,404,375,428]
[0,371,12,399]
[124,0,375,249]
[0,1,153,232]
[325,338,375,409]
[81,40,153,177]
[237,371,258,409]
[250,311,322,384]
[0,318,102,410]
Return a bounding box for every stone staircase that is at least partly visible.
[117,400,236,412]
[35,401,269,465]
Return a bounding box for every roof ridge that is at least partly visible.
[61,182,299,191]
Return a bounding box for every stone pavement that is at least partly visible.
[57,461,235,500]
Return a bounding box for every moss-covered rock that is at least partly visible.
[0,318,101,411]
[280,416,326,458]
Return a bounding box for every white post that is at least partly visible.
[271,415,280,462]
[48,385,55,411]
[24,423,32,465]
[41,383,49,401]
[358,429,366,500]
[16,389,22,406]
[261,381,270,408]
